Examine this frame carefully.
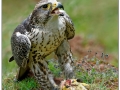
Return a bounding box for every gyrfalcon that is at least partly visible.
[9,0,75,89]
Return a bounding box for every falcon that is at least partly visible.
[9,0,75,89]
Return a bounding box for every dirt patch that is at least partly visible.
[69,36,117,66]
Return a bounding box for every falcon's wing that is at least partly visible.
[62,11,75,39]
[11,24,31,68]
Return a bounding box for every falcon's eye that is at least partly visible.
[41,4,51,10]
[42,4,48,8]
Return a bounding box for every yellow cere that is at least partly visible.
[52,2,58,10]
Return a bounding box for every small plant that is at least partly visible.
[74,53,118,90]
[48,59,62,77]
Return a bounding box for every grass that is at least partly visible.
[74,57,118,90]
[2,73,38,90]
[2,56,118,90]
[2,0,118,90]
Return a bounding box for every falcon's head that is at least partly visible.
[30,0,64,25]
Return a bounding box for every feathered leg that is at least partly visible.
[55,39,74,79]
[30,58,59,90]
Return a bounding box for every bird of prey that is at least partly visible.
[9,0,75,89]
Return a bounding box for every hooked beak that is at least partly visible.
[52,2,64,10]
[55,2,64,10]
[51,2,64,15]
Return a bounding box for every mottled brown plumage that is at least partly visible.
[10,0,75,89]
